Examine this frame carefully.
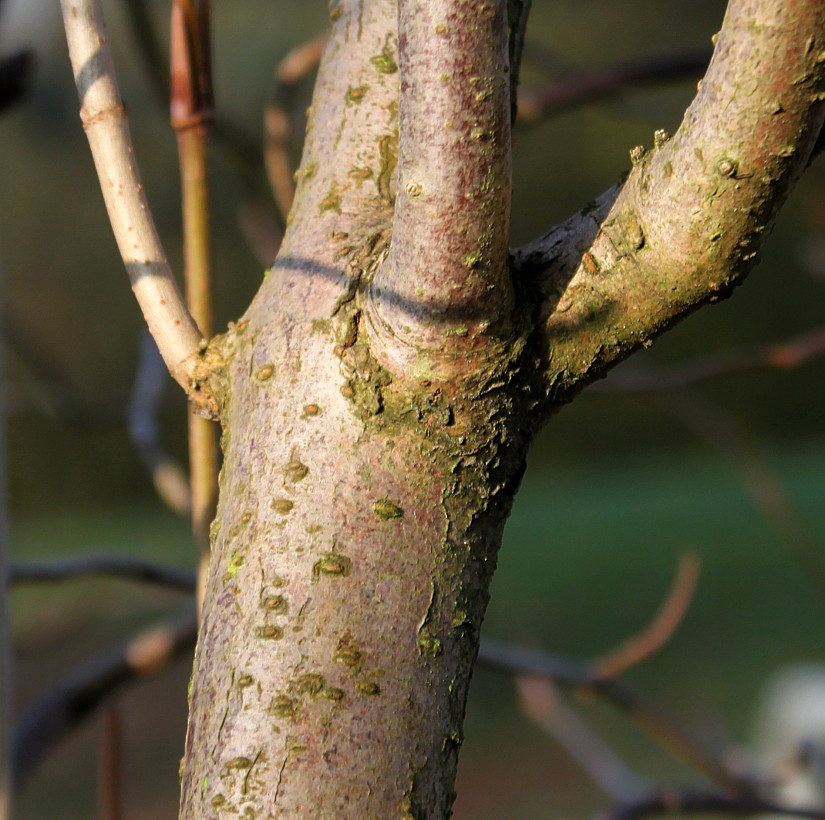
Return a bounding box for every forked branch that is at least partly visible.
[514,0,825,406]
[369,0,514,374]
[60,0,214,412]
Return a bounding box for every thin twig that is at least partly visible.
[0,263,12,820]
[59,0,210,408]
[13,607,197,789]
[594,552,701,679]
[264,35,324,221]
[9,555,196,593]
[479,639,750,796]
[653,388,825,609]
[170,0,218,617]
[517,48,710,124]
[0,51,32,113]
[518,675,649,801]
[98,705,122,820]
[127,332,191,517]
[594,326,825,394]
[594,789,825,820]
[122,0,167,106]
[507,0,533,124]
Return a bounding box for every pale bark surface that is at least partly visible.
[59,0,825,817]
[180,4,531,815]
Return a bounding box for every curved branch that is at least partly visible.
[517,49,710,124]
[128,332,192,517]
[368,0,514,375]
[60,0,214,412]
[478,638,749,796]
[265,35,324,222]
[596,789,825,820]
[594,552,700,680]
[13,608,197,789]
[514,0,825,405]
[594,326,825,393]
[9,555,196,593]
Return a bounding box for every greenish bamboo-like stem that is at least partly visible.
[0,266,11,820]
[171,0,218,618]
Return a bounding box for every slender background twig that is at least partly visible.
[12,607,197,790]
[9,555,195,592]
[170,0,218,615]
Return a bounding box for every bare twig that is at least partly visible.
[0,51,32,113]
[98,705,122,820]
[13,607,197,789]
[170,0,218,616]
[60,0,210,409]
[9,555,196,593]
[479,638,749,796]
[236,197,284,267]
[127,332,191,517]
[507,0,533,124]
[0,261,11,820]
[264,35,324,222]
[517,49,710,124]
[594,789,825,820]
[518,675,648,801]
[653,388,825,609]
[594,553,701,679]
[594,326,825,394]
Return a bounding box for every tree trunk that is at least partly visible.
[57,0,824,816]
[180,4,536,813]
[180,268,533,816]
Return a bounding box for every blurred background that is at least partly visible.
[1,0,824,817]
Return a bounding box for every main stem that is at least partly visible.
[179,4,529,815]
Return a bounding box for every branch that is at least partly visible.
[514,0,825,408]
[517,49,710,124]
[508,0,533,124]
[127,332,191,517]
[9,555,196,593]
[595,326,825,393]
[652,388,825,608]
[478,638,749,796]
[59,0,215,413]
[518,675,649,801]
[0,51,32,113]
[13,607,197,789]
[368,0,514,375]
[97,706,122,820]
[265,35,324,222]
[595,789,825,820]
[594,552,700,679]
[170,0,218,617]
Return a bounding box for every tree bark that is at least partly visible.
[60,0,823,816]
[180,5,533,815]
